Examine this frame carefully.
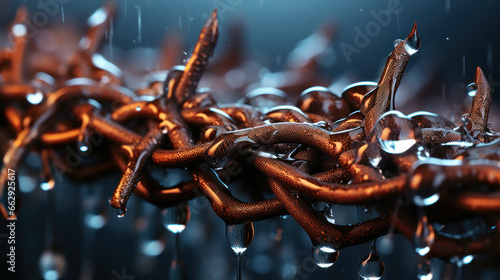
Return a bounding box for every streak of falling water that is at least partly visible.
[396,10,400,32]
[179,15,182,29]
[109,16,114,61]
[445,0,450,11]
[358,240,384,280]
[61,6,64,22]
[124,0,128,17]
[137,6,142,43]
[487,43,493,71]
[462,54,466,77]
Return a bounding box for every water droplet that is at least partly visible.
[12,23,27,37]
[27,91,44,104]
[245,87,288,112]
[409,163,446,206]
[205,130,254,170]
[378,234,394,255]
[38,250,66,280]
[296,86,350,121]
[372,111,422,154]
[40,180,55,191]
[413,214,435,256]
[225,222,254,254]
[404,23,420,55]
[417,259,433,280]
[265,105,311,123]
[323,205,336,224]
[84,213,106,229]
[117,208,127,218]
[78,142,89,152]
[358,244,384,280]
[461,113,470,125]
[141,240,165,257]
[466,82,477,97]
[393,39,403,47]
[162,202,190,233]
[446,37,450,41]
[135,106,141,111]
[312,246,339,268]
[161,127,168,134]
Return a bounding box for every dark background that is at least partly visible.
[1,0,500,279]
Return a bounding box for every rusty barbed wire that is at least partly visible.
[1,4,500,279]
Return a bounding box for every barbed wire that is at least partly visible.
[1,3,500,279]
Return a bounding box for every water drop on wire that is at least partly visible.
[413,213,435,256]
[226,222,254,280]
[358,241,384,280]
[312,245,339,268]
[162,202,190,233]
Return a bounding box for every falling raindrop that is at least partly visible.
[413,213,435,256]
[162,202,190,233]
[137,5,142,43]
[358,241,384,280]
[61,6,65,22]
[135,106,141,111]
[226,222,255,280]
[462,54,466,77]
[417,259,433,280]
[109,15,114,60]
[38,250,66,280]
[312,246,339,268]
